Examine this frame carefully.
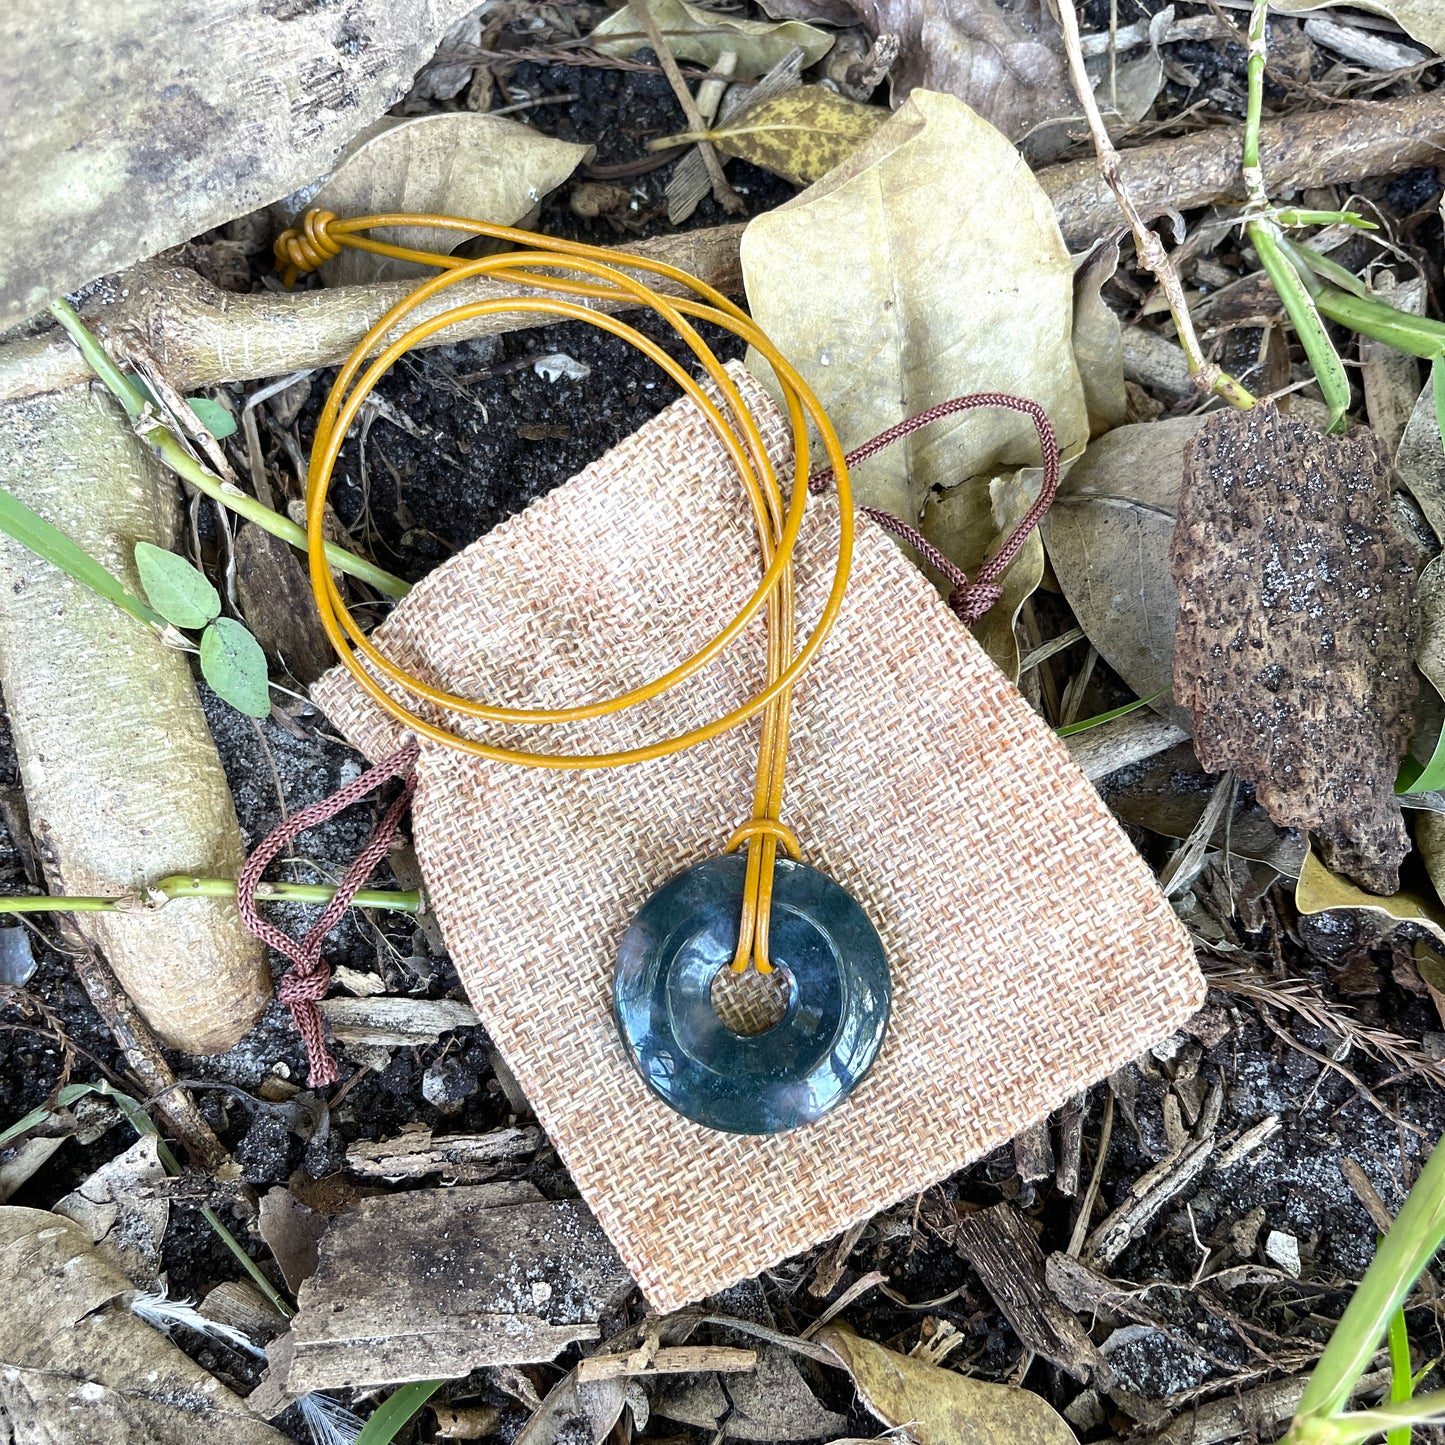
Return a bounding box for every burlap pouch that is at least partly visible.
[312,362,1203,1312]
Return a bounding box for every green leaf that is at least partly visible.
[200,618,270,717]
[133,542,220,628]
[0,486,164,632]
[355,1381,444,1445]
[1056,693,1164,738]
[1432,356,1445,460]
[186,396,237,440]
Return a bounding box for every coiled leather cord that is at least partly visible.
[278,209,854,977]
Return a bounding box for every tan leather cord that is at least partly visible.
[278,209,855,980]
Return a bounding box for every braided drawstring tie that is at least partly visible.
[274,210,344,288]
[809,392,1062,628]
[236,741,420,1086]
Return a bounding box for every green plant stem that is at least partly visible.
[0,875,422,914]
[47,299,410,600]
[1291,1133,1445,1429]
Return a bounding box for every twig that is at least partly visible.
[1054,0,1256,411]
[0,874,422,915]
[627,0,744,216]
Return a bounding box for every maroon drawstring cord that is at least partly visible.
[236,741,419,1085]
[238,394,1060,1085]
[809,392,1062,627]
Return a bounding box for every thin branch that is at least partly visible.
[1054,0,1256,411]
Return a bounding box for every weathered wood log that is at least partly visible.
[0,386,268,1053]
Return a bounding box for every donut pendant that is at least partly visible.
[613,855,890,1134]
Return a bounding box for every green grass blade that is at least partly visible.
[1388,1307,1414,1445]
[1433,357,1445,458]
[355,1380,445,1444]
[1056,693,1163,738]
[1252,223,1351,432]
[0,487,165,632]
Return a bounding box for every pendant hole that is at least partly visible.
[711,964,792,1036]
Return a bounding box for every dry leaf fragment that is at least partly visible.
[740,89,1088,533]
[1072,240,1129,438]
[1395,376,1445,542]
[53,1136,169,1290]
[1038,416,1206,733]
[304,113,593,287]
[1295,848,1445,946]
[817,1322,1077,1445]
[1270,0,1443,57]
[1172,404,1417,894]
[828,0,1074,143]
[657,87,888,187]
[0,1206,289,1444]
[588,0,835,76]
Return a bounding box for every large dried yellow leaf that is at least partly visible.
[659,88,888,187]
[587,0,834,76]
[307,113,593,287]
[818,1324,1077,1445]
[740,90,1088,540]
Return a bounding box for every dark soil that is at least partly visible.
[6,9,1445,1445]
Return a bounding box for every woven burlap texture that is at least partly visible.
[312,362,1204,1313]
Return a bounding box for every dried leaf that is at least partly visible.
[1038,416,1205,733]
[1395,376,1445,542]
[257,1187,326,1296]
[588,0,835,75]
[1270,0,1443,56]
[921,467,1045,679]
[1072,240,1128,437]
[1095,6,1171,126]
[817,1323,1076,1445]
[740,88,1088,539]
[1296,848,1445,946]
[0,1205,289,1443]
[306,113,593,287]
[53,1136,169,1290]
[661,87,888,187]
[826,0,1074,142]
[1360,274,1424,454]
[656,1344,845,1440]
[1171,404,1417,894]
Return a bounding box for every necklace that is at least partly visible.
[279,209,888,1132]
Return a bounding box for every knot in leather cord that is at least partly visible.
[273,210,343,288]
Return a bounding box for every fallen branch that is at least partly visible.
[3,91,1436,401]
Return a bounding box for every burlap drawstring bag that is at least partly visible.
[311,362,1203,1312]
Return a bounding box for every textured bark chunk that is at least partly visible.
[1171,405,1416,893]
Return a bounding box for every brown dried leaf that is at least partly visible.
[1038,416,1206,733]
[818,1323,1076,1444]
[1072,240,1128,438]
[1171,405,1417,894]
[829,0,1073,142]
[305,113,593,287]
[0,1206,289,1444]
[661,87,888,187]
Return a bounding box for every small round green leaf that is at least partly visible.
[186,396,237,440]
[200,618,271,717]
[133,542,221,628]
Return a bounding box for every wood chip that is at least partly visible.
[345,1125,543,1183]
[317,996,479,1047]
[951,1202,1108,1383]
[577,1345,757,1382]
[1082,1132,1217,1269]
[1172,404,1417,894]
[283,1188,634,1392]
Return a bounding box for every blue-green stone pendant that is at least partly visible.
[613,854,890,1134]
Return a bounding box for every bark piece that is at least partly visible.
[345,1124,543,1182]
[316,994,477,1047]
[235,524,335,686]
[0,389,269,1053]
[1,0,478,328]
[1171,405,1417,894]
[951,1202,1107,1383]
[284,1189,635,1392]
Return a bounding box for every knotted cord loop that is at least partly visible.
[809,392,1061,628]
[236,741,419,1085]
[723,818,803,863]
[274,210,344,288]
